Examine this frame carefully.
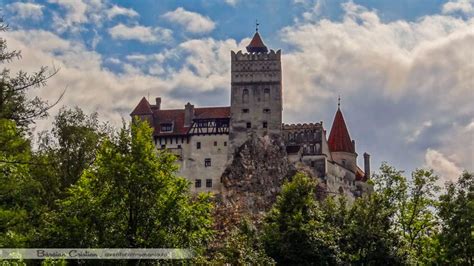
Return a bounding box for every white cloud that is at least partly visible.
[48,0,91,32]
[6,2,44,21]
[47,0,140,33]
[424,149,463,183]
[442,0,474,16]
[106,5,139,19]
[224,0,238,6]
[108,24,173,44]
[162,7,215,34]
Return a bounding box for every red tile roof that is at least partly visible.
[355,166,367,181]
[130,97,153,116]
[246,32,268,53]
[328,108,355,153]
[149,106,230,136]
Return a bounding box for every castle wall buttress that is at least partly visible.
[229,50,283,154]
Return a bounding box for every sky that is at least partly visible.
[1,0,473,183]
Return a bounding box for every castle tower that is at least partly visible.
[328,101,358,172]
[229,29,282,153]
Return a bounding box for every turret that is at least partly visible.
[328,99,357,172]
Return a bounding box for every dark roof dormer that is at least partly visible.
[246,32,268,53]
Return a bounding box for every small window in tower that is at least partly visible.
[243,89,249,104]
[195,179,201,188]
[160,123,173,132]
[263,121,268,128]
[342,159,346,166]
[206,179,212,188]
[264,88,270,102]
[214,141,217,146]
[246,122,251,129]
[205,158,211,167]
[242,108,249,113]
[161,145,166,149]
[177,145,182,149]
[197,142,201,149]
[263,108,271,113]
[224,141,227,146]
[311,161,315,167]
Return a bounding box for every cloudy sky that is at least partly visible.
[2,0,473,182]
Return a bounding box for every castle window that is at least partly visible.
[263,121,268,128]
[243,89,249,104]
[264,88,270,102]
[224,141,227,146]
[197,142,201,149]
[242,108,249,113]
[177,145,182,149]
[206,179,212,188]
[160,123,173,132]
[342,159,346,166]
[205,158,211,167]
[161,145,166,149]
[311,161,315,167]
[195,179,201,188]
[214,141,217,146]
[246,122,251,129]
[263,108,270,113]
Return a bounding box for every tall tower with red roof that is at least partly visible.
[229,28,283,153]
[327,100,358,173]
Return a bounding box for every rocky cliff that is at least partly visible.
[214,134,326,236]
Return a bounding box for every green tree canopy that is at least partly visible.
[262,173,341,265]
[39,119,214,253]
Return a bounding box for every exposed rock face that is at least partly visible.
[220,134,297,215]
[212,134,328,242]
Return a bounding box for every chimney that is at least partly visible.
[364,152,370,180]
[352,140,356,152]
[184,102,194,127]
[155,97,161,110]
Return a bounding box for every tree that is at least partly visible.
[0,19,61,131]
[0,119,43,247]
[31,107,109,208]
[398,169,440,264]
[262,173,341,264]
[437,172,473,265]
[39,119,214,254]
[210,218,275,265]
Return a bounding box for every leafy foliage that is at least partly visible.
[262,173,341,265]
[210,218,275,265]
[437,172,473,265]
[38,119,214,253]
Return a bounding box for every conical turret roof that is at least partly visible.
[328,107,355,153]
[246,32,268,53]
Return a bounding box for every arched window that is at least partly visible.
[264,88,270,102]
[242,89,249,104]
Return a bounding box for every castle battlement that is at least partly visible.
[231,49,281,61]
[283,122,323,130]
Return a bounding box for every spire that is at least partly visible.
[246,23,268,53]
[131,97,153,116]
[328,103,355,153]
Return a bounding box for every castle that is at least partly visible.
[131,30,372,199]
